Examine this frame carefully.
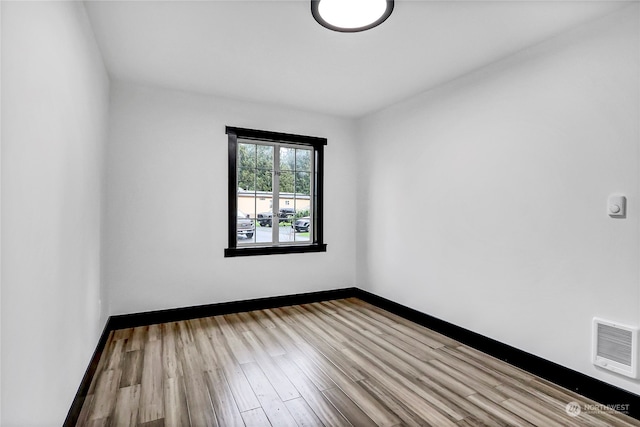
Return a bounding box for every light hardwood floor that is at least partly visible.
[76,298,640,426]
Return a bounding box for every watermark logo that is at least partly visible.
[565,401,581,417]
[565,401,630,417]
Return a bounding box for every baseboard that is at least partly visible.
[63,317,115,427]
[108,287,357,330]
[64,286,640,425]
[352,288,640,420]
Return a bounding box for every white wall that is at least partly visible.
[357,4,640,394]
[1,2,109,425]
[0,1,3,422]
[105,82,357,315]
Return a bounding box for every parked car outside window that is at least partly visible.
[237,210,255,238]
[293,216,310,232]
[257,207,296,227]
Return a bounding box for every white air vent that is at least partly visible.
[593,318,638,378]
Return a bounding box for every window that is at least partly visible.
[225,127,327,257]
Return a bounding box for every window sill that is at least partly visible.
[224,243,327,258]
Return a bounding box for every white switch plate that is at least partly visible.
[608,195,626,218]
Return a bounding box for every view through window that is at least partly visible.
[237,141,313,245]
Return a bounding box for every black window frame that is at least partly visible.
[224,126,327,257]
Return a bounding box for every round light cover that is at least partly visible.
[311,0,394,32]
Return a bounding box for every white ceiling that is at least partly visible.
[84,0,628,118]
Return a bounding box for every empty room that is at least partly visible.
[2,0,640,425]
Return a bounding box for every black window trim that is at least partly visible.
[224,126,327,257]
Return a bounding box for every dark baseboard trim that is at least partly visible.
[63,317,115,427]
[108,287,355,330]
[62,287,356,426]
[64,286,640,425]
[352,288,640,420]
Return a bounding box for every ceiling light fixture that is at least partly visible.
[311,0,394,33]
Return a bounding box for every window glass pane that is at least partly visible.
[236,206,256,245]
[238,168,255,191]
[239,143,256,169]
[295,171,310,196]
[237,193,256,219]
[279,171,294,194]
[256,169,272,193]
[257,145,273,169]
[293,213,311,242]
[295,149,311,172]
[256,199,274,243]
[271,195,294,243]
[294,200,310,216]
[277,200,295,225]
[255,202,274,244]
[280,147,295,171]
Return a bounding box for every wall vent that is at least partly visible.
[593,318,638,378]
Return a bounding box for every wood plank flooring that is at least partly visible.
[76,298,640,426]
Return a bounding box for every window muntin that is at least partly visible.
[225,127,326,257]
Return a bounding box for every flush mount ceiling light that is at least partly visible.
[311,0,394,33]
